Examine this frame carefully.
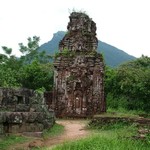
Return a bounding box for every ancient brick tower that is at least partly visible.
[53,12,106,117]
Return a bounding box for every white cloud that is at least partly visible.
[0,0,150,57]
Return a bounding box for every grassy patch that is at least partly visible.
[88,116,138,131]
[42,123,64,139]
[52,124,149,150]
[89,120,137,132]
[107,107,146,117]
[0,135,27,150]
[52,134,149,150]
[51,116,149,150]
[91,123,138,139]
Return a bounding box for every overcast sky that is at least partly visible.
[0,0,150,57]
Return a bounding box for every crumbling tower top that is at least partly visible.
[59,12,98,52]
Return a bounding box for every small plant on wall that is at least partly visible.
[67,75,76,81]
[54,48,76,58]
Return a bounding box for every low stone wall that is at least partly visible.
[0,88,55,135]
[89,116,150,140]
[89,116,150,127]
[0,111,54,134]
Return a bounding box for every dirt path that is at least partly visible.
[10,119,89,150]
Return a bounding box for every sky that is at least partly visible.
[0,0,150,57]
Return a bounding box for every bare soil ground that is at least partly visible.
[9,119,89,150]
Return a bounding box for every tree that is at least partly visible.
[0,36,54,91]
[0,46,21,87]
[106,55,150,112]
[19,36,40,54]
[18,60,53,91]
[19,36,52,64]
[2,46,12,56]
[18,36,54,90]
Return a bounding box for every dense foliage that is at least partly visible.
[105,55,150,112]
[0,36,53,91]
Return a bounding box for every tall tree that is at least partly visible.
[19,36,52,64]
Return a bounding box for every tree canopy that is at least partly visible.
[105,55,150,112]
[0,36,53,91]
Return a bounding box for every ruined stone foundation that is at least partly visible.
[0,88,55,135]
[53,12,106,117]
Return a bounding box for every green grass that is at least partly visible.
[52,124,149,150]
[31,123,65,150]
[0,135,27,150]
[52,135,149,150]
[0,123,64,150]
[107,107,146,117]
[51,117,149,150]
[42,123,64,139]
[90,123,138,138]
[89,120,137,131]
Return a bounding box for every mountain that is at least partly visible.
[98,41,136,67]
[39,31,136,67]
